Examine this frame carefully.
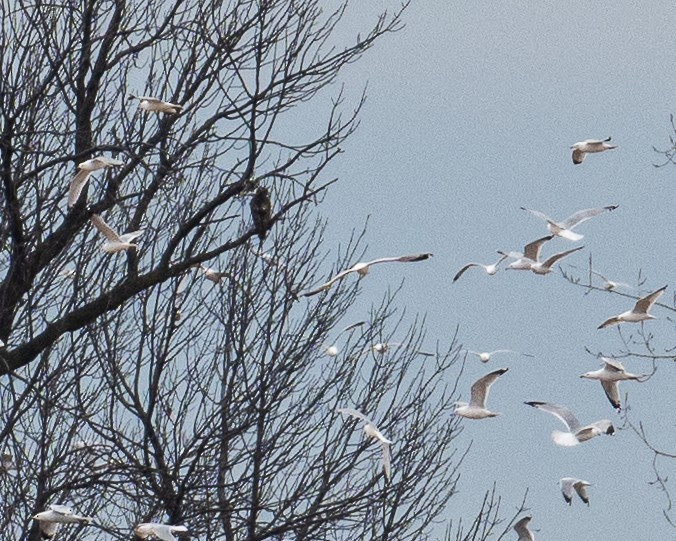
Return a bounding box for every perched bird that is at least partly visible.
[134,523,189,541]
[559,477,592,506]
[454,368,508,419]
[33,505,94,539]
[453,254,508,282]
[520,205,619,242]
[68,156,124,207]
[598,285,667,329]
[466,349,534,363]
[499,235,553,270]
[530,245,584,275]
[301,253,433,297]
[128,95,183,114]
[336,407,393,480]
[90,214,144,253]
[580,357,643,410]
[513,515,535,541]
[250,187,273,242]
[570,137,617,164]
[525,401,614,447]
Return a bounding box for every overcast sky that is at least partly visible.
[307,2,676,539]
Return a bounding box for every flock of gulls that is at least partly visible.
[13,101,659,541]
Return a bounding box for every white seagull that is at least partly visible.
[336,407,393,480]
[580,357,643,410]
[454,368,508,419]
[199,264,229,284]
[90,214,144,253]
[301,253,433,297]
[590,269,633,292]
[520,205,619,242]
[530,245,584,275]
[68,156,125,207]
[453,254,508,282]
[525,401,614,447]
[499,235,553,270]
[466,350,534,363]
[571,137,617,164]
[324,321,367,357]
[559,477,592,506]
[598,285,667,329]
[134,523,189,541]
[513,516,535,541]
[33,505,94,539]
[129,95,183,114]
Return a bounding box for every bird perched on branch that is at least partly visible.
[250,187,272,242]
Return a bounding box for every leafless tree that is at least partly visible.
[0,1,518,540]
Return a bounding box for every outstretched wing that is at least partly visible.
[541,246,584,269]
[522,235,554,261]
[524,401,581,432]
[453,263,479,282]
[469,368,508,408]
[68,169,92,208]
[634,285,667,314]
[560,205,618,229]
[365,253,433,267]
[90,215,121,243]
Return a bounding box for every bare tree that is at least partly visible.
[0,1,517,540]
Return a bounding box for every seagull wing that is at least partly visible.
[453,263,479,282]
[598,315,621,329]
[363,253,433,266]
[381,441,391,480]
[574,480,591,505]
[301,268,358,297]
[90,215,121,243]
[600,380,621,410]
[520,206,555,224]
[68,169,92,207]
[49,505,73,516]
[600,357,625,372]
[95,157,125,167]
[119,230,145,243]
[560,478,575,505]
[525,401,581,432]
[560,205,619,229]
[336,407,373,427]
[151,525,178,541]
[540,245,584,270]
[513,516,534,541]
[633,285,667,314]
[469,368,508,408]
[522,235,554,261]
[572,148,585,164]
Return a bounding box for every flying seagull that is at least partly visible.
[598,285,667,329]
[454,368,508,419]
[466,349,534,363]
[453,254,508,282]
[199,264,229,284]
[250,187,273,242]
[134,523,189,541]
[128,95,183,114]
[336,407,393,480]
[33,505,94,539]
[524,401,614,447]
[559,477,592,506]
[90,214,144,253]
[301,253,433,297]
[499,235,553,270]
[580,357,643,410]
[530,245,584,275]
[590,269,633,292]
[571,137,617,164]
[324,321,367,357]
[520,205,619,241]
[513,516,534,541]
[68,156,125,208]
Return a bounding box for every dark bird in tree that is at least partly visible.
[250,187,272,242]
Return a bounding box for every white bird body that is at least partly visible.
[453,254,507,282]
[525,401,614,446]
[571,136,617,164]
[336,407,393,480]
[134,523,189,541]
[500,235,553,271]
[325,345,339,357]
[301,253,432,297]
[129,95,183,114]
[521,205,618,241]
[90,214,144,253]
[454,368,508,419]
[580,357,642,410]
[68,156,124,207]
[590,269,632,291]
[467,349,534,363]
[513,516,535,541]
[560,477,592,506]
[530,245,584,275]
[33,505,94,538]
[200,265,228,284]
[598,285,667,329]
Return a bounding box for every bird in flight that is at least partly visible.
[530,245,584,275]
[90,214,144,253]
[33,505,94,539]
[524,401,614,447]
[336,407,393,480]
[301,253,433,297]
[453,254,508,282]
[513,515,535,541]
[250,187,273,242]
[134,523,189,541]
[466,349,534,363]
[128,95,183,114]
[499,235,553,270]
[454,368,508,419]
[559,477,592,506]
[598,285,667,329]
[520,205,619,241]
[580,357,643,410]
[68,156,124,208]
[570,136,617,164]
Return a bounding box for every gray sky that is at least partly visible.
[311,2,676,539]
